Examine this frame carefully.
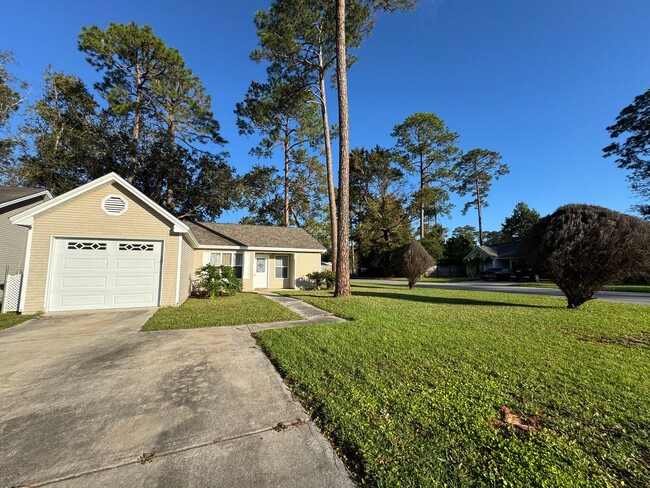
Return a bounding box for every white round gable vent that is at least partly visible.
[102,195,128,216]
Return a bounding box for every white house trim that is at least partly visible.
[17,226,34,313]
[194,245,325,253]
[175,235,183,305]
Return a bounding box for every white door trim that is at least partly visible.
[254,254,269,290]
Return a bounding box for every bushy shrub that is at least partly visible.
[306,270,336,290]
[521,204,650,308]
[196,264,242,298]
[393,241,435,288]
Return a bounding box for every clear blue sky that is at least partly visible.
[2,0,649,232]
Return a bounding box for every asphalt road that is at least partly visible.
[353,279,650,306]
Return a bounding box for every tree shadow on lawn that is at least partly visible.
[351,290,560,309]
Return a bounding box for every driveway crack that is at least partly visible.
[16,419,311,487]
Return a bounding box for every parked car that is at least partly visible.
[480,268,512,281]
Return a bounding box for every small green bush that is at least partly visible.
[196,264,242,298]
[306,270,336,290]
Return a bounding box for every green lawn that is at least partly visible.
[0,312,36,331]
[256,284,650,487]
[142,293,301,331]
[512,282,650,293]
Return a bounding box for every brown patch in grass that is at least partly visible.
[489,406,540,432]
[586,333,650,347]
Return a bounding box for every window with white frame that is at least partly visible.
[210,252,244,278]
[275,255,289,279]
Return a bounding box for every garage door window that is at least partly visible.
[67,241,107,251]
[119,243,154,251]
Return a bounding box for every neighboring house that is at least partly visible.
[464,242,521,276]
[10,172,325,314]
[0,186,52,300]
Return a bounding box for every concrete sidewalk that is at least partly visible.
[0,309,355,487]
[236,292,346,333]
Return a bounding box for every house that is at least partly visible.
[0,186,52,300]
[9,173,325,314]
[464,242,521,276]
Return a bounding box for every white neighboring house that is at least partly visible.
[0,186,52,302]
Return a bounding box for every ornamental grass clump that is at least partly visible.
[197,264,242,298]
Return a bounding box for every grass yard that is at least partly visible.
[0,312,36,331]
[256,284,650,487]
[512,282,650,293]
[142,293,301,331]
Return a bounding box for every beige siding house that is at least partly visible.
[0,187,52,300]
[9,173,324,314]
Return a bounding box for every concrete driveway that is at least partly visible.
[0,310,354,487]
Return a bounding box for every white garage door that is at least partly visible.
[47,238,162,312]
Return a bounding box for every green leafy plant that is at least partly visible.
[196,264,242,298]
[306,270,336,290]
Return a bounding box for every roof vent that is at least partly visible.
[102,195,128,216]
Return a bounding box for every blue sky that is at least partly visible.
[2,0,649,232]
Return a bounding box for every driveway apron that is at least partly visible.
[0,309,353,487]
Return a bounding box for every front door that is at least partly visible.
[254,256,268,289]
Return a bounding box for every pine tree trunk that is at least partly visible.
[475,178,483,245]
[319,61,338,271]
[334,0,351,297]
[129,67,143,184]
[420,154,425,239]
[284,139,290,227]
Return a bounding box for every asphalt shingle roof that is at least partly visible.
[186,221,326,251]
[0,186,48,206]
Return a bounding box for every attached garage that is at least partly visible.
[11,173,197,314]
[47,238,163,312]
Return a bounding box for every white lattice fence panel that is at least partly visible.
[1,273,23,313]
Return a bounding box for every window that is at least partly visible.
[275,255,288,279]
[67,241,107,251]
[119,243,154,251]
[209,252,244,279]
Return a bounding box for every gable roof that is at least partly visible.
[0,186,52,209]
[10,173,193,240]
[465,241,521,261]
[187,221,326,251]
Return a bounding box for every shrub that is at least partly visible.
[393,241,435,288]
[521,204,650,308]
[306,270,336,290]
[196,264,242,298]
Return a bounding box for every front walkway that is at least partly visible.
[237,291,346,333]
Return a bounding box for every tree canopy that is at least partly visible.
[604,87,650,218]
[501,202,540,241]
[392,112,459,239]
[453,148,509,245]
